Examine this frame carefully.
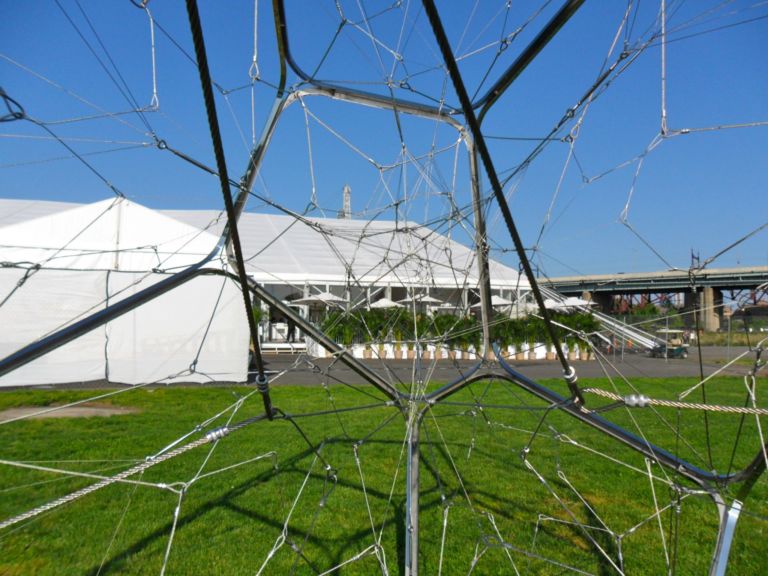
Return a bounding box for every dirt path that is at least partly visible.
[0,403,139,421]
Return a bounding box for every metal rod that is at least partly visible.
[245,277,402,402]
[405,411,421,576]
[475,0,586,120]
[494,348,768,488]
[468,145,494,357]
[185,0,274,417]
[272,0,585,115]
[709,498,742,576]
[421,0,582,403]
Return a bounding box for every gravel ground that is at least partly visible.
[0,346,757,392]
[260,345,758,386]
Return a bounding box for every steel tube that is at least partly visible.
[405,412,421,576]
[709,498,743,576]
[494,349,767,488]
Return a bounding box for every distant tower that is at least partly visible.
[338,184,352,219]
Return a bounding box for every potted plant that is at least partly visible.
[546,313,568,361]
[496,317,513,359]
[432,313,457,361]
[578,338,591,361]
[576,312,600,360]
[393,322,404,360]
[342,322,355,351]
[457,316,477,360]
[567,338,578,361]
[545,340,557,361]
[525,317,539,360]
[509,319,525,360]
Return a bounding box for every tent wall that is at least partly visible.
[105,273,247,384]
[0,269,106,386]
[0,269,248,387]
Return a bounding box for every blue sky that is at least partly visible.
[1,1,766,277]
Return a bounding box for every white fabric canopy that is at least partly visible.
[293,291,347,306]
[0,198,248,387]
[166,209,529,291]
[398,294,445,306]
[471,295,514,308]
[370,297,403,309]
[0,198,530,291]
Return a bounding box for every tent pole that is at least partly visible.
[468,142,494,359]
[405,410,421,576]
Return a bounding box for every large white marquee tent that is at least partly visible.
[166,208,528,293]
[0,197,529,386]
[0,198,248,387]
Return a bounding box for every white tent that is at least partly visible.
[165,209,529,291]
[0,198,530,292]
[0,198,249,387]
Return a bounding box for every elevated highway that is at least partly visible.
[541,266,768,332]
[542,266,768,294]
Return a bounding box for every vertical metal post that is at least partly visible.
[709,498,742,576]
[468,144,494,358]
[405,410,421,576]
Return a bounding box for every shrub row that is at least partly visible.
[320,309,600,348]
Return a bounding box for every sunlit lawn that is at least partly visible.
[0,377,765,574]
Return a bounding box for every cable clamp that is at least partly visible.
[255,373,270,393]
[563,366,578,386]
[205,426,230,442]
[624,394,650,408]
[249,60,260,81]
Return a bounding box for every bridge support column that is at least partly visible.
[583,291,612,313]
[701,286,723,332]
[685,287,722,332]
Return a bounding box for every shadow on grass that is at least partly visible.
[86,436,418,575]
[83,411,635,576]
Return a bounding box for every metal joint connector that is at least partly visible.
[255,373,269,392]
[563,366,578,386]
[624,394,650,408]
[205,426,230,442]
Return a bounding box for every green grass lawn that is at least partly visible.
[0,377,766,575]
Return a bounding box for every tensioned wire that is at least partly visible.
[1,2,768,572]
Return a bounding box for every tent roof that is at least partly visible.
[0,198,527,289]
[0,198,223,272]
[165,209,527,290]
[0,198,78,228]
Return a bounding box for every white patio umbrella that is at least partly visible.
[471,295,513,308]
[414,294,444,304]
[398,294,444,306]
[370,297,403,309]
[293,291,347,306]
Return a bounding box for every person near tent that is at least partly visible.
[287,317,296,343]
